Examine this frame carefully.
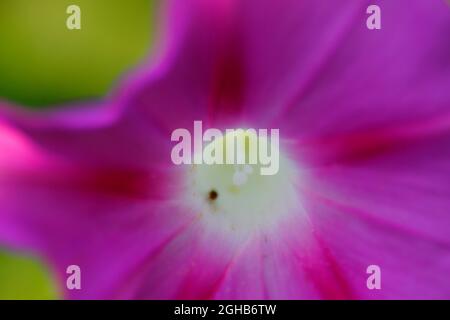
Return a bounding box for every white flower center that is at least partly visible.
[182,130,301,235]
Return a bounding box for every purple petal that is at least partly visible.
[124,222,246,299]
[277,0,450,137]
[301,132,450,298]
[124,0,369,128]
[0,101,190,298]
[0,127,192,298]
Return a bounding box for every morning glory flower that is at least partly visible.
[0,0,449,299]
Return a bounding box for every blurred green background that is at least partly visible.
[0,0,156,107]
[0,0,156,299]
[0,251,59,299]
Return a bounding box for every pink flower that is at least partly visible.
[1,0,450,299]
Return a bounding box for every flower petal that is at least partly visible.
[301,133,450,298]
[125,0,373,128]
[0,99,171,171]
[123,222,247,299]
[304,197,450,299]
[211,214,356,299]
[0,109,192,299]
[278,0,450,137]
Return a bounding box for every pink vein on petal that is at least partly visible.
[298,112,450,166]
[301,187,450,250]
[299,235,355,299]
[108,214,199,299]
[202,236,254,299]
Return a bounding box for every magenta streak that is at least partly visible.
[297,112,450,166]
[301,187,450,250]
